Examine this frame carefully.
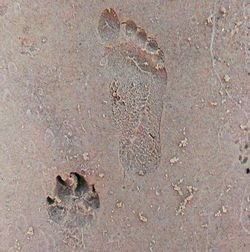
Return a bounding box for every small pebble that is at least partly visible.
[83,152,89,161]
[170,156,179,165]
[41,36,47,44]
[27,227,34,236]
[138,170,145,176]
[222,206,227,213]
[179,138,188,147]
[220,6,227,16]
[116,201,124,208]
[98,173,105,178]
[206,15,213,26]
[138,212,148,222]
[223,74,230,83]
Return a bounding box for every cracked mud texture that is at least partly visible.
[0,1,250,251]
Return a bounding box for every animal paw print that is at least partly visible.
[47,172,100,247]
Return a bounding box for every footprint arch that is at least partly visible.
[98,8,167,174]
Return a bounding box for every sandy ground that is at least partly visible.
[0,0,250,251]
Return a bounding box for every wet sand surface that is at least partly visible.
[0,1,250,251]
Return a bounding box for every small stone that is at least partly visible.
[105,44,113,49]
[155,189,160,196]
[172,183,183,196]
[172,179,184,196]
[210,102,218,107]
[138,170,145,176]
[206,15,213,26]
[220,6,227,16]
[226,185,232,192]
[83,152,89,161]
[240,124,249,131]
[116,201,124,208]
[222,205,227,213]
[138,212,148,222]
[187,185,198,193]
[176,183,197,215]
[215,205,227,217]
[98,173,104,178]
[41,36,47,44]
[215,210,222,217]
[54,196,62,203]
[236,21,243,27]
[27,227,34,236]
[170,156,179,165]
[67,131,73,137]
[223,74,230,83]
[179,137,188,147]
